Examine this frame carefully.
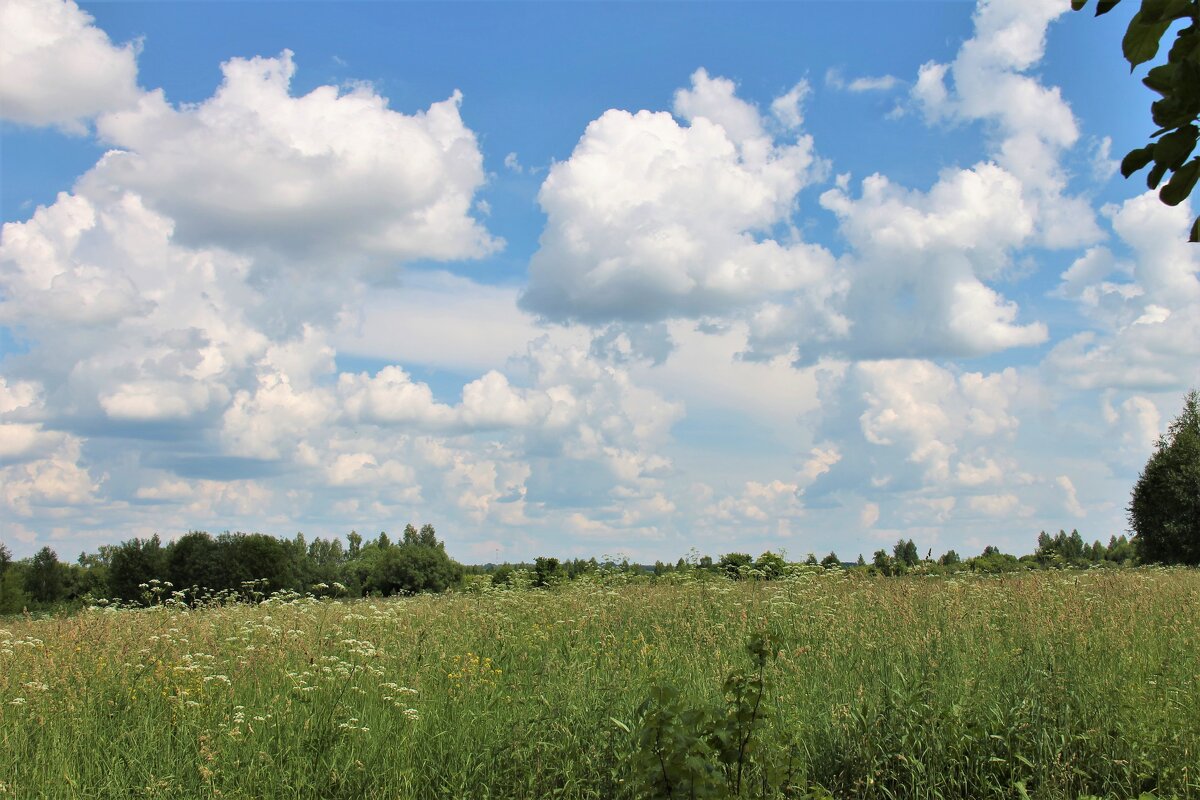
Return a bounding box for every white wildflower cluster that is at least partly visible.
[379,682,421,714]
[337,717,370,734]
[9,637,45,649]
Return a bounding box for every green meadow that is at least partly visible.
[2,568,1198,799]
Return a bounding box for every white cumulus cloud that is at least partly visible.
[89,50,499,263]
[0,0,142,131]
[520,68,837,336]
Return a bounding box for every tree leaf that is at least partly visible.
[1153,125,1199,169]
[1139,0,1193,23]
[1160,158,1200,205]
[1096,0,1122,14]
[1122,145,1156,177]
[1147,161,1169,189]
[1071,0,1089,10]
[1124,11,1173,68]
[1189,215,1199,242]
[1142,63,1177,95]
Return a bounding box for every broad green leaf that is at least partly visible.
[1153,125,1198,169]
[1124,11,1173,67]
[1147,161,1169,188]
[1071,0,1089,9]
[1160,158,1200,205]
[1096,0,1122,13]
[1189,214,1199,242]
[1139,0,1193,23]
[1122,144,1156,176]
[1143,63,1176,95]
[1152,96,1191,131]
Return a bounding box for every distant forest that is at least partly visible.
[0,526,1142,614]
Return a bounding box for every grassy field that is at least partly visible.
[1,568,1197,799]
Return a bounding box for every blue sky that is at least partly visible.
[1,0,1197,564]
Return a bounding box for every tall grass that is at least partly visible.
[1,568,1197,799]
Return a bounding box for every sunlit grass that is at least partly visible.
[1,568,1197,798]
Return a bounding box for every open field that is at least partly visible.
[2,568,1198,799]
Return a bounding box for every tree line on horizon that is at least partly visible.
[0,525,1152,615]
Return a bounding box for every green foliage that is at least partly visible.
[0,567,30,614]
[718,552,753,580]
[217,531,298,593]
[893,538,920,567]
[167,530,224,592]
[1130,389,1200,564]
[754,551,788,579]
[1073,0,1200,240]
[364,540,463,595]
[25,546,65,604]
[632,634,777,799]
[533,556,566,588]
[632,684,723,798]
[968,545,1026,574]
[107,535,168,602]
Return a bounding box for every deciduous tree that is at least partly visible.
[1129,389,1200,564]
[26,546,64,604]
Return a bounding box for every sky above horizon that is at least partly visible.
[2,0,1198,564]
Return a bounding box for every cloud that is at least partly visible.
[854,359,1020,483]
[770,81,811,129]
[911,0,1100,247]
[0,377,67,463]
[819,164,1047,358]
[800,446,841,483]
[89,51,499,263]
[825,69,900,93]
[0,436,101,516]
[334,271,549,373]
[706,479,803,525]
[1056,475,1085,517]
[1,0,1184,564]
[1090,136,1118,181]
[1045,193,1200,391]
[0,0,142,132]
[967,493,1028,517]
[520,68,837,335]
[0,190,271,426]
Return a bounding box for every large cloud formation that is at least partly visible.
[521,5,1088,365]
[2,0,1195,562]
[0,4,684,556]
[521,69,844,346]
[89,50,499,262]
[0,0,142,131]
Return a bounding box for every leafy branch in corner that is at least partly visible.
[1073,0,1200,240]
